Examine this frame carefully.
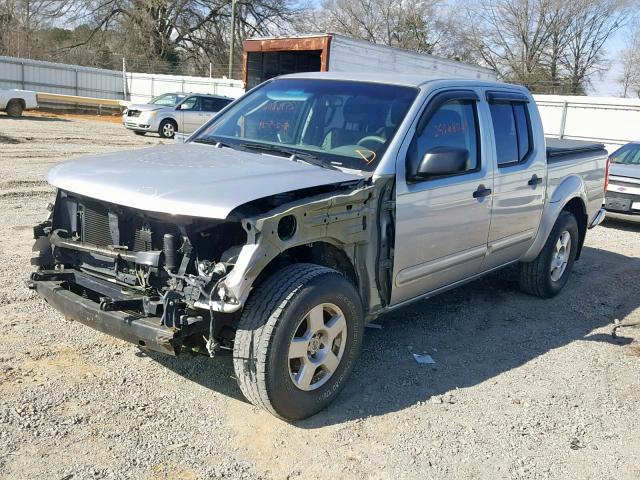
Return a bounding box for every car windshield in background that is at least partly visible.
[192,79,417,171]
[149,93,186,106]
[610,144,640,165]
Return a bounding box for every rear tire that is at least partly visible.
[158,119,177,138]
[6,99,24,118]
[233,263,364,421]
[519,211,579,298]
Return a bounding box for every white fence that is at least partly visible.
[126,72,243,103]
[0,56,244,103]
[534,94,640,153]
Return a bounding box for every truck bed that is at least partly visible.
[544,138,608,227]
[546,138,606,160]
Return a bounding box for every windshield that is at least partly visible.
[149,93,186,107]
[610,144,640,165]
[192,79,417,171]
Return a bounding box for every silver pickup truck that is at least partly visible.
[30,73,608,420]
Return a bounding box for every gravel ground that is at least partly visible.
[1,114,639,480]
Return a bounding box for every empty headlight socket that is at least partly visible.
[277,215,297,241]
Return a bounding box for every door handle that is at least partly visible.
[473,185,492,198]
[528,174,543,186]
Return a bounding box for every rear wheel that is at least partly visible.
[6,99,24,118]
[158,119,177,138]
[233,263,364,421]
[519,211,579,298]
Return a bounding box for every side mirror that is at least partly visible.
[410,146,469,179]
[179,103,190,110]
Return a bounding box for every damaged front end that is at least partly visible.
[29,190,247,355]
[29,178,385,356]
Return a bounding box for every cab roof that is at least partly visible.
[278,71,523,92]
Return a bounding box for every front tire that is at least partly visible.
[519,211,579,298]
[6,99,24,118]
[233,263,364,421]
[158,119,177,138]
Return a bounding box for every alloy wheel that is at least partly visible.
[288,303,347,391]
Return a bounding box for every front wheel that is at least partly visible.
[233,263,364,421]
[158,119,176,138]
[519,211,579,298]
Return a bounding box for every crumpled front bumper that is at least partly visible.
[28,270,178,355]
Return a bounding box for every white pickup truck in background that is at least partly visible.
[0,89,38,118]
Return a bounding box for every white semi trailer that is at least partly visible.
[242,33,497,90]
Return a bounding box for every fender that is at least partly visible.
[201,184,377,313]
[520,174,587,263]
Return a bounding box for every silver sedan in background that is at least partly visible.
[122,93,234,138]
[604,142,640,222]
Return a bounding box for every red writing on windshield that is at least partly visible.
[262,101,296,112]
[258,120,290,132]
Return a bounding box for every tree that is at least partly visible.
[462,0,634,93]
[0,0,75,57]
[465,0,568,90]
[316,0,450,55]
[618,26,640,97]
[560,0,630,94]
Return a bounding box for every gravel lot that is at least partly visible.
[1,114,639,480]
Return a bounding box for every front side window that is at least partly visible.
[489,101,532,166]
[179,96,200,111]
[192,79,418,171]
[412,99,480,174]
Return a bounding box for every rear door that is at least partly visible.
[200,97,232,124]
[391,89,494,305]
[482,91,547,270]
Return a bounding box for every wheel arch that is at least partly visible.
[522,174,588,263]
[252,241,359,292]
[561,197,587,260]
[160,116,178,127]
[9,98,26,109]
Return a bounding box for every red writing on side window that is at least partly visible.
[433,120,468,138]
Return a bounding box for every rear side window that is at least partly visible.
[489,101,532,166]
[202,98,232,112]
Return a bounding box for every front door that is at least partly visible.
[177,96,202,133]
[391,89,494,306]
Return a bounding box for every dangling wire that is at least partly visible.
[205,274,227,358]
